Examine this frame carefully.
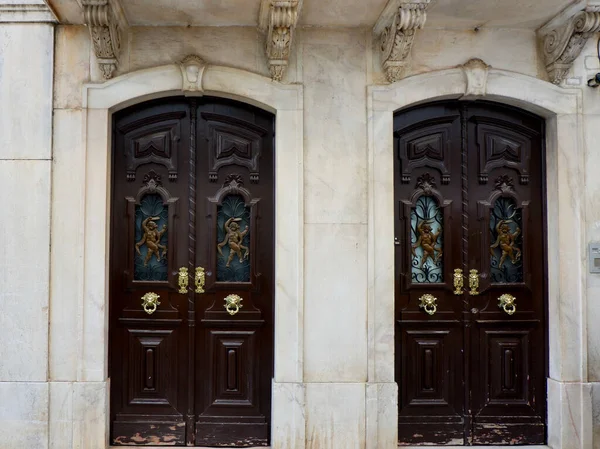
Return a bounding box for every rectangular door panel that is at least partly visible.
[470,323,545,444]
[110,100,191,446]
[194,101,274,447]
[195,326,268,446]
[111,321,187,444]
[398,324,464,445]
[394,103,465,445]
[467,103,546,445]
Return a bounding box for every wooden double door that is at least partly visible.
[109,97,274,446]
[394,101,547,445]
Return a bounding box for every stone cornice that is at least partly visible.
[259,0,302,81]
[373,0,431,83]
[0,2,58,23]
[82,0,128,80]
[538,6,600,84]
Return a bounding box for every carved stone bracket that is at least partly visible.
[373,0,431,83]
[538,7,600,85]
[82,0,128,79]
[259,0,301,81]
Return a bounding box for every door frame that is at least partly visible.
[78,59,305,447]
[366,60,591,448]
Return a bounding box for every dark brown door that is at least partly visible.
[394,101,546,445]
[109,97,274,446]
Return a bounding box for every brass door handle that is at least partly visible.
[141,292,160,315]
[178,266,206,294]
[498,294,516,315]
[453,269,463,295]
[195,267,206,293]
[468,269,480,295]
[224,294,243,315]
[418,294,437,315]
[178,267,189,293]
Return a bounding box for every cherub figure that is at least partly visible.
[217,217,249,267]
[411,219,442,268]
[490,220,521,269]
[135,216,167,266]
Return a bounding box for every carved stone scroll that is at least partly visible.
[538,7,600,85]
[259,0,301,81]
[82,0,128,79]
[374,0,431,83]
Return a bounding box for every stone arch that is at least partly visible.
[76,60,305,447]
[366,63,589,448]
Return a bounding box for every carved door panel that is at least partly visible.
[394,101,547,445]
[394,103,466,444]
[109,98,274,447]
[193,102,274,446]
[466,104,546,444]
[110,99,191,445]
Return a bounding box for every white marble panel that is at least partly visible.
[303,223,367,382]
[0,382,49,448]
[366,382,397,449]
[0,160,50,381]
[49,381,108,449]
[584,114,600,382]
[593,382,600,449]
[301,30,368,224]
[274,109,304,383]
[50,109,85,381]
[0,23,53,159]
[592,382,600,449]
[410,29,539,80]
[367,106,395,383]
[129,27,266,77]
[54,26,90,110]
[306,383,365,449]
[49,382,74,449]
[549,113,586,382]
[81,108,110,382]
[271,382,306,449]
[72,381,108,449]
[547,378,593,449]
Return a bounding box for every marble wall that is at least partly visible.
[2,14,600,448]
[0,20,54,448]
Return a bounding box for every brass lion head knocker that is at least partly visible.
[498,293,516,315]
[418,293,437,316]
[224,294,243,316]
[141,292,161,315]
